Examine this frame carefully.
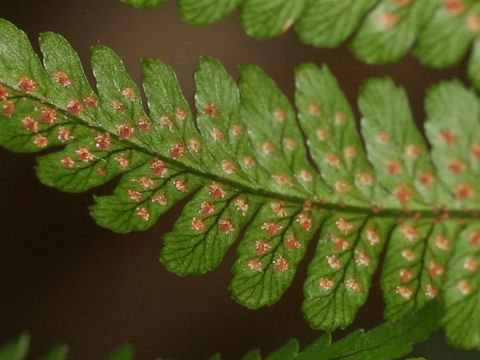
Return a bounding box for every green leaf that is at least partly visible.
[121,0,168,9]
[0,334,29,360]
[2,19,480,348]
[177,0,243,26]
[238,302,439,359]
[38,346,68,360]
[122,0,480,90]
[107,345,134,360]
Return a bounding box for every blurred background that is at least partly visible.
[0,0,475,359]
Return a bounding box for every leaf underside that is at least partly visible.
[0,19,479,350]
[124,0,480,90]
[1,305,439,359]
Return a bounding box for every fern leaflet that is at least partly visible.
[0,19,479,350]
[0,303,439,359]
[123,0,480,90]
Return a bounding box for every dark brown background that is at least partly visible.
[0,1,475,359]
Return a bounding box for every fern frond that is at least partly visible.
[0,19,479,349]
[123,0,480,90]
[0,304,439,359]
[0,333,132,360]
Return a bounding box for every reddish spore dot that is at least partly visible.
[2,100,15,117]
[231,125,243,137]
[470,142,480,160]
[395,285,413,300]
[438,129,456,146]
[298,169,313,182]
[444,0,465,15]
[18,76,36,93]
[247,259,262,271]
[233,198,249,216]
[210,127,224,141]
[0,84,8,100]
[357,173,374,186]
[262,141,275,154]
[270,201,288,218]
[401,249,416,261]
[66,100,84,115]
[261,222,284,237]
[122,87,136,102]
[316,129,330,141]
[274,108,286,121]
[335,217,354,235]
[273,255,289,272]
[319,278,334,290]
[22,116,38,132]
[159,115,174,131]
[467,14,480,33]
[392,184,413,204]
[75,147,94,162]
[150,158,167,177]
[117,122,135,140]
[137,116,151,132]
[400,224,419,242]
[151,194,168,206]
[296,213,312,232]
[187,138,201,153]
[170,143,186,159]
[53,71,71,87]
[242,157,256,167]
[428,261,445,277]
[114,154,130,169]
[84,94,98,108]
[139,177,154,189]
[255,241,272,256]
[95,133,112,150]
[468,232,480,246]
[110,101,125,113]
[173,179,188,192]
[309,103,322,116]
[455,182,474,201]
[175,108,187,121]
[208,182,226,199]
[335,180,352,194]
[376,133,391,144]
[457,281,471,295]
[136,207,150,221]
[60,156,75,169]
[344,146,357,159]
[283,138,297,151]
[448,158,467,174]
[57,126,73,143]
[386,161,402,174]
[377,12,399,29]
[345,279,361,292]
[97,168,106,176]
[272,174,293,188]
[40,107,57,124]
[326,254,341,269]
[325,153,341,168]
[366,228,380,246]
[399,269,413,283]
[424,284,437,298]
[218,218,235,234]
[463,257,478,272]
[333,237,349,251]
[203,102,217,117]
[221,160,236,174]
[335,112,347,124]
[200,201,215,217]
[419,171,435,187]
[404,145,421,158]
[33,134,48,148]
[285,233,301,249]
[434,235,451,251]
[127,189,143,202]
[191,217,206,232]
